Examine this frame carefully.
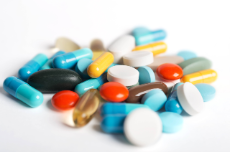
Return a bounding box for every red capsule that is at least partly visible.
[51,90,80,111]
[100,82,129,102]
[156,63,183,80]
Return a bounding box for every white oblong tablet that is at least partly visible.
[107,65,139,86]
[177,82,204,115]
[55,37,80,52]
[108,35,135,64]
[124,108,162,146]
[123,51,154,67]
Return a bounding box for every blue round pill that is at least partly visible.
[165,97,183,114]
[75,58,93,79]
[177,51,197,60]
[159,112,183,133]
[137,66,155,85]
[195,83,216,102]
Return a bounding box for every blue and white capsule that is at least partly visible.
[53,48,93,69]
[40,51,65,70]
[3,76,43,107]
[18,53,48,81]
[101,114,126,133]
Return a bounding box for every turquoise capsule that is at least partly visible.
[132,27,151,37]
[75,58,93,79]
[3,76,43,107]
[177,51,197,60]
[41,51,65,70]
[101,114,126,133]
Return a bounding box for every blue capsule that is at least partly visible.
[132,27,151,37]
[75,58,93,79]
[53,48,93,69]
[18,53,48,81]
[3,76,43,107]
[40,51,65,70]
[101,114,126,133]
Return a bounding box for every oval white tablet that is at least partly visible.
[107,65,139,86]
[177,82,204,115]
[108,35,135,64]
[124,108,162,146]
[123,51,154,67]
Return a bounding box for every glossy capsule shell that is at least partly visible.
[41,51,65,70]
[72,89,101,127]
[3,76,43,107]
[132,41,167,56]
[18,53,48,81]
[87,52,114,78]
[180,69,218,84]
[53,48,93,69]
[101,114,126,133]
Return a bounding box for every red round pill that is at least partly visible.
[100,82,129,102]
[156,63,183,80]
[51,90,80,111]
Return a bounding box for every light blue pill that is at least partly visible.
[132,27,151,37]
[172,82,184,92]
[41,51,65,70]
[159,112,183,133]
[101,114,126,133]
[138,66,155,85]
[75,58,93,79]
[195,83,216,102]
[165,91,183,114]
[177,51,197,60]
[141,89,167,111]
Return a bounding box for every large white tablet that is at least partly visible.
[124,108,162,146]
[177,82,204,115]
[107,65,139,86]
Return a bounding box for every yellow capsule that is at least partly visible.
[92,51,105,60]
[87,52,114,78]
[90,39,106,60]
[72,89,101,127]
[181,69,218,84]
[132,41,167,56]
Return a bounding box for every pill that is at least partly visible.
[87,52,114,78]
[155,74,181,90]
[126,82,139,89]
[195,83,216,102]
[75,58,93,79]
[108,35,135,64]
[178,57,212,75]
[107,65,139,86]
[132,27,151,36]
[18,53,48,81]
[138,66,155,85]
[171,82,184,92]
[3,76,43,107]
[132,41,167,56]
[53,48,93,69]
[148,55,184,71]
[134,29,166,46]
[27,69,82,93]
[100,82,129,102]
[41,51,65,70]
[101,103,149,116]
[126,82,168,103]
[73,89,101,127]
[51,90,80,111]
[90,39,105,51]
[75,73,107,96]
[141,89,167,111]
[105,63,117,72]
[101,114,126,133]
[177,82,204,115]
[177,51,197,60]
[55,37,80,52]
[123,51,154,67]
[180,69,217,84]
[124,108,162,146]
[156,63,183,80]
[159,112,183,133]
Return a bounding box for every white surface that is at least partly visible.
[0,0,230,152]
[124,108,162,146]
[107,65,139,86]
[123,51,154,67]
[177,82,204,115]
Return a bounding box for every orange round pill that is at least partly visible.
[156,63,183,80]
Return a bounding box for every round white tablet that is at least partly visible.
[107,65,139,86]
[177,82,204,115]
[123,51,154,67]
[124,108,162,146]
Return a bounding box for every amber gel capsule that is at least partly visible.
[73,89,101,127]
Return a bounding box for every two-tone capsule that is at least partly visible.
[40,51,65,70]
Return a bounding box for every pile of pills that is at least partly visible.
[3,27,217,147]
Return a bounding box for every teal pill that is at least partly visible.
[132,27,151,36]
[138,66,155,85]
[159,112,183,133]
[195,83,216,102]
[177,51,197,60]
[75,58,93,79]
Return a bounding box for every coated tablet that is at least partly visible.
[137,66,155,85]
[195,83,216,102]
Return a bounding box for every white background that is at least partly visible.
[0,0,230,152]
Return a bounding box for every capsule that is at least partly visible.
[18,53,48,81]
[101,103,149,116]
[40,51,65,70]
[180,69,218,84]
[55,37,81,53]
[87,52,114,78]
[134,29,166,46]
[132,41,167,56]
[72,89,101,127]
[101,114,126,133]
[3,76,43,107]
[90,39,106,60]
[53,48,93,69]
[132,27,151,37]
